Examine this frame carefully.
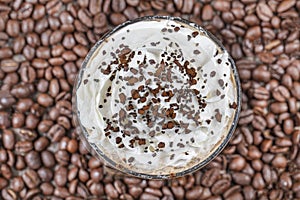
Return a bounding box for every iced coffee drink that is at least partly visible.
[74,16,240,178]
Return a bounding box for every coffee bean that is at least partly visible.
[2,130,15,150]
[34,136,49,151]
[55,166,68,187]
[229,155,246,171]
[55,150,70,166]
[38,167,53,182]
[185,186,203,200]
[109,13,127,26]
[201,168,220,187]
[0,177,8,190]
[48,124,66,142]
[272,154,287,168]
[6,19,19,37]
[40,182,54,195]
[41,150,56,168]
[171,186,185,199]
[211,179,230,195]
[277,0,296,13]
[78,8,93,28]
[1,188,17,200]
[54,187,70,198]
[25,150,41,170]
[22,169,40,189]
[78,168,89,183]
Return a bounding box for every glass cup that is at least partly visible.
[73,16,241,179]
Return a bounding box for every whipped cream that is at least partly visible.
[76,17,239,176]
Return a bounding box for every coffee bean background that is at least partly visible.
[0,0,300,199]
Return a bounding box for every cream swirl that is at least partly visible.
[76,18,239,176]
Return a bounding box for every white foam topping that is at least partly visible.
[76,18,239,175]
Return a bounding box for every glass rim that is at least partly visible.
[73,15,242,179]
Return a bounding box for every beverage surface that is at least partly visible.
[76,18,239,175]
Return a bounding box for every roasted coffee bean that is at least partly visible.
[201,168,220,187]
[40,182,54,196]
[34,136,49,151]
[2,130,15,150]
[90,168,103,182]
[25,150,41,170]
[11,176,24,192]
[47,124,66,142]
[211,179,230,195]
[78,168,89,183]
[41,150,56,168]
[55,166,68,187]
[15,141,33,155]
[1,188,17,200]
[55,150,70,166]
[38,167,53,182]
[22,169,40,189]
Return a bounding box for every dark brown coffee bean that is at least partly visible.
[1,188,17,200]
[90,168,103,183]
[0,59,18,74]
[0,149,7,163]
[212,0,230,11]
[41,150,56,168]
[232,172,251,185]
[277,0,296,13]
[6,19,20,37]
[15,155,26,170]
[54,187,70,198]
[77,182,89,198]
[252,115,267,131]
[185,186,203,200]
[67,139,78,153]
[272,154,287,168]
[78,8,93,28]
[201,168,220,187]
[15,141,33,155]
[0,177,8,190]
[88,157,102,169]
[25,114,39,130]
[22,169,40,189]
[67,167,78,182]
[55,166,68,187]
[211,179,230,195]
[34,136,49,151]
[229,155,246,171]
[252,173,265,190]
[109,13,127,26]
[48,124,66,142]
[16,98,33,113]
[46,0,62,16]
[89,182,104,196]
[55,150,70,166]
[270,102,289,114]
[256,2,273,21]
[12,113,25,128]
[238,110,254,125]
[11,176,24,192]
[2,130,15,150]
[1,163,12,180]
[171,186,185,199]
[37,167,53,182]
[40,182,54,195]
[291,82,300,100]
[202,4,214,21]
[242,186,255,200]
[25,150,41,170]
[36,93,53,107]
[111,0,125,12]
[78,168,89,183]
